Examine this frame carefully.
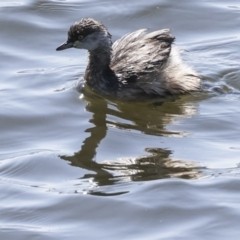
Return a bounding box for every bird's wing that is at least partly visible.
[111,29,175,92]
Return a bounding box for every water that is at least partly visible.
[1,0,240,239]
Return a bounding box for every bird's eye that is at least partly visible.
[78,35,83,40]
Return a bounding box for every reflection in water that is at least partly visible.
[61,89,204,191]
[102,148,203,182]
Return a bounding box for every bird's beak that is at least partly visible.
[56,41,73,51]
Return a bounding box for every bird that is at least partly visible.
[56,18,201,100]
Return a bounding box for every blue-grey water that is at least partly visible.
[1,0,240,239]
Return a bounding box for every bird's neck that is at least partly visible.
[88,44,112,70]
[85,45,119,92]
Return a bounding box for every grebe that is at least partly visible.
[56,18,201,100]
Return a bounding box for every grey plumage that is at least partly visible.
[56,18,201,100]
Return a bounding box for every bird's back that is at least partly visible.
[111,29,201,98]
[112,29,173,77]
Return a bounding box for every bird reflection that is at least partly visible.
[60,87,203,189]
[102,148,203,182]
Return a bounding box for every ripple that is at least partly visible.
[0,2,23,7]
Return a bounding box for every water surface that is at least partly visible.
[1,0,240,239]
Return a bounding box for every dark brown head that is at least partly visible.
[56,18,112,51]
